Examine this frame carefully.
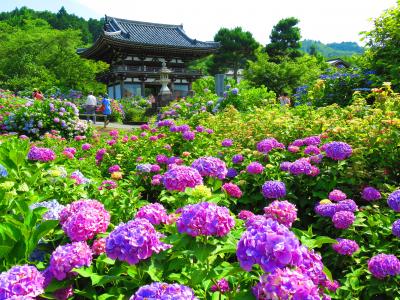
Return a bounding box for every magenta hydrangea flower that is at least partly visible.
[237,217,301,273]
[287,145,300,153]
[261,181,286,199]
[81,143,91,151]
[92,238,106,256]
[106,218,171,265]
[328,189,347,202]
[264,200,297,227]
[98,180,118,190]
[361,187,381,201]
[324,141,352,160]
[291,139,304,147]
[95,148,107,164]
[222,183,243,198]
[392,219,400,237]
[256,138,284,154]
[53,285,74,300]
[191,156,228,179]
[368,254,400,279]
[332,238,359,256]
[332,211,355,229]
[296,245,328,287]
[210,278,230,293]
[130,282,198,300]
[182,131,195,141]
[309,154,324,164]
[27,146,56,162]
[177,202,235,237]
[246,162,264,174]
[156,154,168,164]
[387,190,400,212]
[150,164,161,173]
[108,165,121,173]
[0,265,45,299]
[238,210,255,220]
[135,203,169,225]
[49,242,93,280]
[252,268,321,300]
[232,154,244,164]
[289,158,312,176]
[59,199,110,242]
[162,165,203,192]
[221,139,233,147]
[304,145,321,155]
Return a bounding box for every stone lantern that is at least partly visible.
[159,62,172,96]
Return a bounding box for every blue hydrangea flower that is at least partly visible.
[0,164,8,178]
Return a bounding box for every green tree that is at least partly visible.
[244,50,327,94]
[362,0,400,89]
[265,17,302,62]
[0,19,108,93]
[210,27,260,82]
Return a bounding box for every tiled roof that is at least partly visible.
[103,16,219,49]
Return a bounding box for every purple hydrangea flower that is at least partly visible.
[336,199,358,213]
[95,148,107,164]
[303,135,321,146]
[332,238,359,256]
[108,165,121,173]
[49,242,93,280]
[361,187,381,201]
[130,282,198,300]
[81,143,91,151]
[324,141,352,160]
[106,218,171,265]
[328,189,347,202]
[280,161,292,172]
[221,139,233,147]
[210,278,230,293]
[136,163,153,173]
[314,202,337,218]
[191,156,227,179]
[182,131,195,141]
[332,211,355,229]
[238,210,255,220]
[231,88,239,95]
[226,168,238,178]
[246,162,264,174]
[59,199,110,242]
[289,158,312,176]
[162,165,203,192]
[135,203,169,225]
[304,145,321,155]
[387,190,400,211]
[0,265,45,299]
[237,217,301,273]
[392,219,400,237]
[222,183,242,198]
[261,181,286,199]
[30,199,65,221]
[296,245,328,287]
[156,154,168,164]
[368,254,400,279]
[309,154,324,164]
[256,138,285,154]
[232,154,244,164]
[287,145,300,153]
[253,268,321,300]
[291,139,304,147]
[27,146,56,162]
[98,180,117,190]
[70,170,90,185]
[264,200,297,227]
[177,202,235,237]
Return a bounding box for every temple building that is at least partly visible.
[78,16,219,99]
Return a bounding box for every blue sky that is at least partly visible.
[0,0,398,45]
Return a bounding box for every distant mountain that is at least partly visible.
[301,40,364,58]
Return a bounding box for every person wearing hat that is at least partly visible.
[101,93,112,127]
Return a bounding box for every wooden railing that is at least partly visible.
[111,65,202,75]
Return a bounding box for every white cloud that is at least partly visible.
[73,0,397,44]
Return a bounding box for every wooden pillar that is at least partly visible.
[120,77,124,99]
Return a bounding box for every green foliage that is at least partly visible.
[301,40,364,58]
[265,17,302,62]
[244,51,327,94]
[362,1,400,90]
[210,27,260,82]
[0,18,108,94]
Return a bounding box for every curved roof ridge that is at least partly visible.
[111,16,183,29]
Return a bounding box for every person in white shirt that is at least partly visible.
[279,93,291,107]
[85,92,97,124]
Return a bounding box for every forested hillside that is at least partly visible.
[301,39,364,58]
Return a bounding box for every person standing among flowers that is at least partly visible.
[278,92,291,107]
[85,91,97,124]
[102,94,112,127]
